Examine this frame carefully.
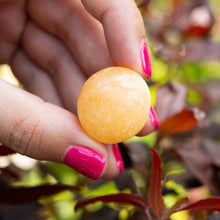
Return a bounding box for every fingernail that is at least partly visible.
[112,144,124,174]
[149,106,160,131]
[140,39,151,78]
[63,146,106,180]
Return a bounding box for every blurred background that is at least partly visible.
[0,0,220,219]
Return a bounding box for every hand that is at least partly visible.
[0,0,159,180]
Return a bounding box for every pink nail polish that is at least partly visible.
[112,144,124,174]
[140,39,151,78]
[149,106,160,131]
[63,146,106,180]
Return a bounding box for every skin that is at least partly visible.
[0,0,156,179]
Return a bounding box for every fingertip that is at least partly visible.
[140,39,152,79]
[0,79,111,180]
[137,106,160,136]
[63,145,106,180]
[61,136,124,180]
[112,143,124,174]
[149,106,160,130]
[101,144,124,179]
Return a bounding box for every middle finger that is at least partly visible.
[27,0,114,76]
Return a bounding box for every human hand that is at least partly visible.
[0,0,159,180]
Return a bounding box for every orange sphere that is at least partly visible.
[77,67,151,144]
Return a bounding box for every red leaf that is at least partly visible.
[177,197,220,212]
[0,145,16,156]
[176,146,220,195]
[147,148,165,218]
[184,25,211,38]
[204,214,220,220]
[75,193,148,212]
[0,184,79,205]
[160,109,198,136]
[203,138,220,167]
[183,40,220,62]
[155,82,187,122]
[0,165,21,180]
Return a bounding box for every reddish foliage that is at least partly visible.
[155,82,187,122]
[160,109,198,136]
[75,193,148,212]
[147,148,165,218]
[204,214,220,220]
[177,197,220,212]
[0,165,21,180]
[0,184,79,205]
[203,138,220,167]
[176,145,220,195]
[184,26,211,38]
[184,40,220,62]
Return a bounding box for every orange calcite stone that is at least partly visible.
[77,67,151,144]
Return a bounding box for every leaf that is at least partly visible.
[203,138,220,167]
[204,214,220,220]
[155,82,187,122]
[164,197,189,219]
[176,197,220,212]
[0,144,16,156]
[75,193,148,212]
[0,165,21,180]
[0,184,79,205]
[160,109,198,136]
[183,40,220,62]
[176,146,220,195]
[147,148,165,218]
[184,25,211,38]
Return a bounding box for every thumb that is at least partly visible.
[0,79,123,180]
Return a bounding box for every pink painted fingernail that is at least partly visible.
[63,146,106,180]
[112,144,124,174]
[149,106,160,131]
[140,39,151,78]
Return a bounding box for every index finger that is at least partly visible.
[81,0,151,78]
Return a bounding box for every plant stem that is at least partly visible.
[145,208,153,220]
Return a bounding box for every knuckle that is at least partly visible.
[8,113,44,157]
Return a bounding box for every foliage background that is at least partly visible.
[0,0,220,219]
